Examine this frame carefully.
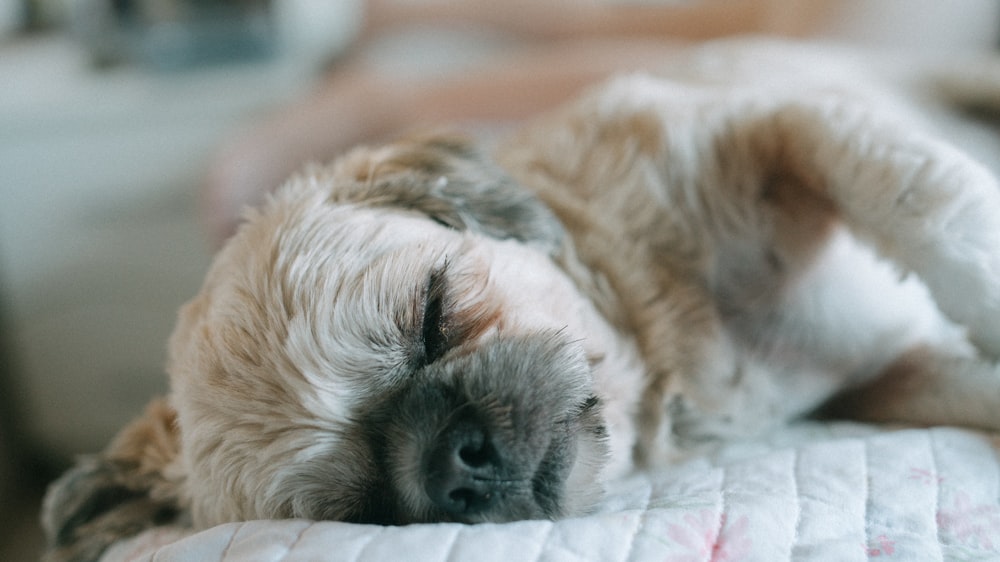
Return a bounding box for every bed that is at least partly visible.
[100,422,1000,561]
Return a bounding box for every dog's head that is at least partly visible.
[168,134,615,526]
[43,136,617,556]
[42,134,622,555]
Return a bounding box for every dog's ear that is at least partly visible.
[327,132,566,255]
[42,397,185,562]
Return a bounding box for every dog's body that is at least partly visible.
[43,40,1000,561]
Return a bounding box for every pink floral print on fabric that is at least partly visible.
[664,509,752,562]
[908,467,944,486]
[862,535,896,557]
[909,465,1000,554]
[936,491,1000,551]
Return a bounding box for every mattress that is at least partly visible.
[101,422,1000,561]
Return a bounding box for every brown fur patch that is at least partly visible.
[105,398,181,497]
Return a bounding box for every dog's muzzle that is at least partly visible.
[369,333,607,524]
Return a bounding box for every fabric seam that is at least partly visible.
[619,478,654,562]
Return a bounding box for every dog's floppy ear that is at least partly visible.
[41,397,185,562]
[328,132,566,255]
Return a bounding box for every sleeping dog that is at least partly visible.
[43,40,1000,561]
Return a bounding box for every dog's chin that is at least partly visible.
[357,333,610,525]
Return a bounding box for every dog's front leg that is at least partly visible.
[770,97,1000,357]
[663,330,848,452]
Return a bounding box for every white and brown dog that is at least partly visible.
[43,40,1000,561]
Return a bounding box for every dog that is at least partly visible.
[42,40,1000,561]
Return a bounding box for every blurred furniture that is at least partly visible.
[0,34,316,459]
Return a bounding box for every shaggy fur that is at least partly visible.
[43,40,1000,561]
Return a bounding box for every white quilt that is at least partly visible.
[102,422,1000,561]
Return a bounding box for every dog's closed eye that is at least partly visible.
[422,267,451,364]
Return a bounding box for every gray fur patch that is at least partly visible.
[336,134,566,255]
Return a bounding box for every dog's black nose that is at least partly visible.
[424,419,504,518]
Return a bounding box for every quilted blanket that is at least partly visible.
[102,422,1000,561]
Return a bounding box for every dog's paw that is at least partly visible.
[666,396,757,449]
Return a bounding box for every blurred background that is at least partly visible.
[0,1,371,557]
[0,0,998,559]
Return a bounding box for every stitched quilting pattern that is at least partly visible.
[101,424,1000,562]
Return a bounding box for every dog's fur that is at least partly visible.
[43,40,1000,561]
